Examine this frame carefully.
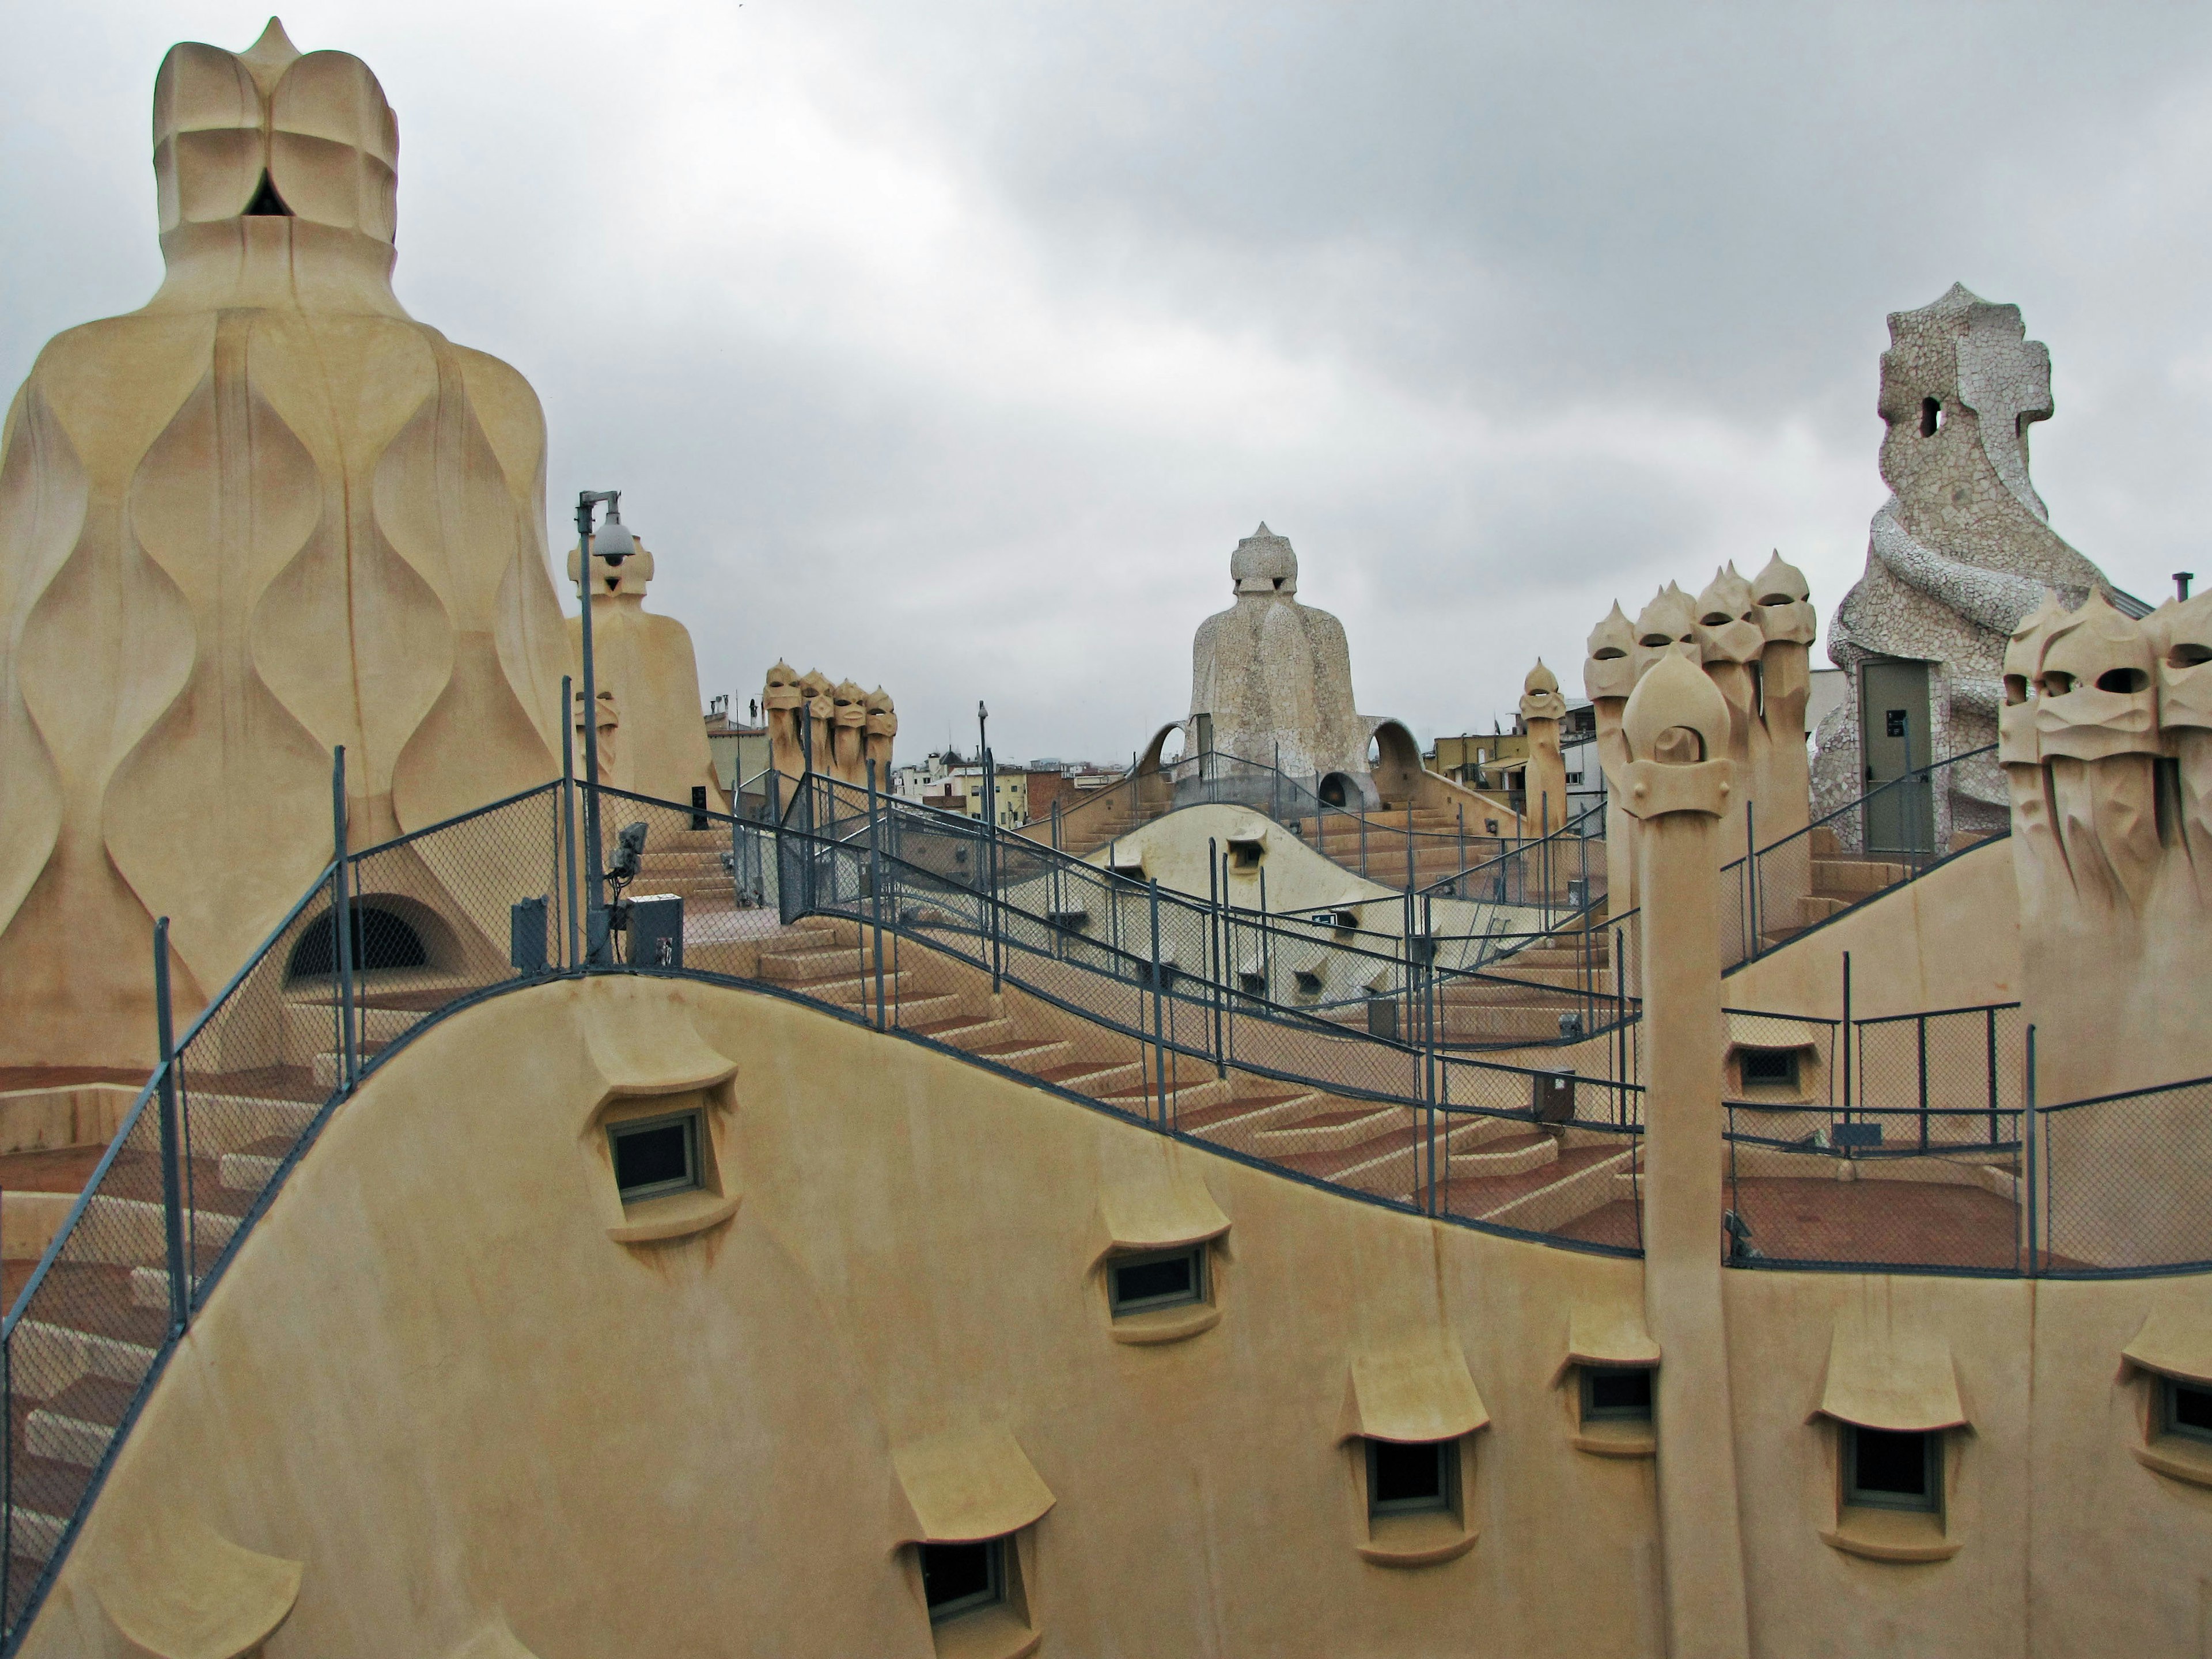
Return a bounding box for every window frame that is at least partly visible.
[1738,1047,1801,1090]
[1365,1435,1459,1519]
[607,1108,703,1203]
[1842,1424,1942,1514]
[1106,1244,1207,1318]
[2160,1375,2212,1445]
[920,1536,1005,1624]
[1579,1364,1654,1424]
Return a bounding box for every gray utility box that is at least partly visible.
[628,893,684,971]
[1532,1069,1576,1124]
[510,896,549,974]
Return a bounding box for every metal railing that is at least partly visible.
[2,754,2198,1652]
[1719,745,2003,970]
[1022,743,1573,897]
[0,766,1633,1650]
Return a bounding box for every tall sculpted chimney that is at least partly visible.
[0,20,571,1065]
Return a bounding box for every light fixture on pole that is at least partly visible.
[574,488,635,965]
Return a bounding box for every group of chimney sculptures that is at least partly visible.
[762,663,897,792]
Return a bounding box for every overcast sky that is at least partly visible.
[9,3,2212,766]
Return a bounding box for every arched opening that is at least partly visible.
[1370,721,1425,810]
[1919,396,1940,437]
[288,902,430,981]
[1319,771,1355,809]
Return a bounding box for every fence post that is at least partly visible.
[1839,952,1853,1135]
[1916,1013,1930,1154]
[1986,1005,2001,1146]
[561,676,581,968]
[331,747,356,1088]
[2024,1024,2039,1275]
[1745,800,1758,959]
[1207,839,1224,1077]
[1424,892,1438,1217]
[153,918,188,1335]
[868,760,887,1032]
[1148,877,1168,1128]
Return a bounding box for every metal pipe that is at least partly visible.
[153,919,187,1335]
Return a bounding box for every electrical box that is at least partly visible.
[628,893,684,971]
[509,896,548,974]
[1533,1069,1576,1123]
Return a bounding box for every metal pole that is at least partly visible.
[575,493,609,965]
[561,675,579,968]
[1208,838,1224,1077]
[869,760,887,1031]
[2024,1024,2039,1275]
[1986,1005,2000,1146]
[153,918,188,1335]
[985,745,1001,992]
[332,747,355,1085]
[1840,952,1853,1132]
[1916,1013,1930,1153]
[1425,892,1438,1215]
[1745,799,1758,959]
[1149,877,1168,1128]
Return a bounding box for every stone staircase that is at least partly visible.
[745,916,1635,1232]
[4,1067,323,1581]
[1748,825,1993,952]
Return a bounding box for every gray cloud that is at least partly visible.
[6,2,2210,765]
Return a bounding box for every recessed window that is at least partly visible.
[1843,1426,1940,1513]
[1581,1365,1654,1423]
[2161,1377,2212,1444]
[1919,396,1940,436]
[921,1537,1003,1623]
[1740,1048,1800,1089]
[1366,1437,1457,1517]
[609,1111,701,1202]
[1108,1245,1205,1316]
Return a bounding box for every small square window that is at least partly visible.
[1581,1366,1654,1423]
[921,1537,1003,1623]
[609,1111,701,1201]
[1366,1437,1457,1517]
[1108,1245,1205,1316]
[2161,1377,2212,1444]
[1843,1426,1940,1513]
[1740,1048,1800,1089]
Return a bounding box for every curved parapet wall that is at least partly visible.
[16,974,2210,1658]
[0,21,569,1067]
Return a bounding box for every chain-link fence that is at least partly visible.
[2036,1077,2212,1275]
[3,766,2198,1654]
[1718,745,2003,971]
[1719,1002,2034,1274]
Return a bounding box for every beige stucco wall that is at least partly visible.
[20,973,2209,1658]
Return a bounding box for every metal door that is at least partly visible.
[1861,658,1934,854]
